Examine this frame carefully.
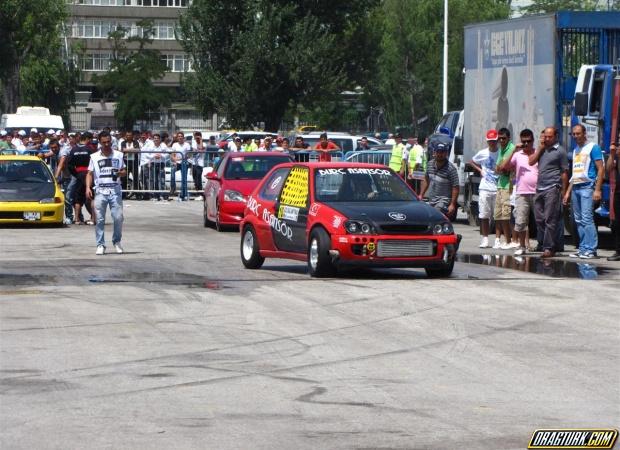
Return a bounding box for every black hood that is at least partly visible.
[0,182,55,202]
[325,201,447,234]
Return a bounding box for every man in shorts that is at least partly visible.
[470,129,500,248]
[494,128,516,249]
[502,129,538,255]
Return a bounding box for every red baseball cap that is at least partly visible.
[486,129,498,141]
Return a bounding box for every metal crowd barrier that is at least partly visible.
[184,150,221,198]
[290,150,344,162]
[344,150,392,166]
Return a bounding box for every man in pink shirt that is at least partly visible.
[503,129,538,255]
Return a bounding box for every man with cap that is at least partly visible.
[470,129,501,248]
[419,141,460,221]
[258,135,274,151]
[388,132,407,178]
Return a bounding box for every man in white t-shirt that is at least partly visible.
[191,131,206,193]
[86,130,126,256]
[171,131,191,200]
[470,129,500,248]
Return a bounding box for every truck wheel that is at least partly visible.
[241,225,264,269]
[308,227,336,278]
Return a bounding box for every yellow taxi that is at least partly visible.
[0,155,64,224]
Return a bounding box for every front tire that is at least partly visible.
[203,200,212,227]
[425,259,455,278]
[307,227,336,278]
[215,201,223,232]
[241,225,264,269]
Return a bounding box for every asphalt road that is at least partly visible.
[1,200,619,450]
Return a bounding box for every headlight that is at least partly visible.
[223,190,245,202]
[345,220,376,234]
[433,222,454,235]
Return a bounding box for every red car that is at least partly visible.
[239,162,461,277]
[203,152,293,231]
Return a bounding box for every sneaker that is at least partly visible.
[479,236,489,248]
[96,245,105,256]
[114,243,124,254]
[569,252,582,258]
[579,252,594,259]
[514,247,526,256]
[607,252,620,261]
[508,242,520,249]
[493,238,502,249]
[500,243,512,250]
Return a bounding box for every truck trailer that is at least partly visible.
[458,11,620,229]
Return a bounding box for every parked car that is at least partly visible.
[300,135,383,153]
[203,151,293,231]
[0,155,64,225]
[240,162,460,277]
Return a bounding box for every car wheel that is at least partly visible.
[307,227,336,278]
[425,259,455,278]
[241,225,264,269]
[203,200,212,228]
[215,201,223,232]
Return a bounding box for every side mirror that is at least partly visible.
[453,136,463,155]
[574,92,589,116]
[206,171,219,180]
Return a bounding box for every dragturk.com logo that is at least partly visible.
[528,429,618,449]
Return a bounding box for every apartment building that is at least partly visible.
[66,0,214,131]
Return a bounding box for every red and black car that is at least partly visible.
[239,162,460,277]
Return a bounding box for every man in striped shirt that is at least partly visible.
[419,142,459,221]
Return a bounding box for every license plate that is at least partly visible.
[23,212,41,221]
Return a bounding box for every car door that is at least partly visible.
[273,166,310,253]
[255,167,291,245]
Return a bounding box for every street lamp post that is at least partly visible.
[442,0,448,115]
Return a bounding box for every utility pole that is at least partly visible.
[442,0,449,114]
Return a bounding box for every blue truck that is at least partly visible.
[456,11,620,231]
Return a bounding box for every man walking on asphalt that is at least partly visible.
[86,130,126,256]
[529,127,568,258]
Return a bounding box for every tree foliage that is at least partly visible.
[370,0,511,135]
[92,20,169,130]
[519,0,616,14]
[179,0,379,131]
[0,0,77,119]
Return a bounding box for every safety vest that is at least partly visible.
[407,144,426,171]
[570,142,595,184]
[389,143,405,172]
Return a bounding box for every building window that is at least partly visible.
[81,53,112,71]
[71,19,176,40]
[161,54,192,72]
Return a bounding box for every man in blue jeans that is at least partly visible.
[85,131,126,256]
[562,124,604,259]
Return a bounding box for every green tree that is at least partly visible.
[179,0,379,131]
[0,0,76,117]
[92,20,169,130]
[370,0,510,134]
[520,0,606,14]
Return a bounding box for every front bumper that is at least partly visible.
[219,201,245,225]
[330,233,461,268]
[0,202,64,224]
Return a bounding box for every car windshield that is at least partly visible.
[314,167,417,202]
[224,155,291,180]
[0,160,53,184]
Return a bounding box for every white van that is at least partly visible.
[1,106,65,131]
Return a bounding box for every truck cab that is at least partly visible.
[572,64,619,227]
